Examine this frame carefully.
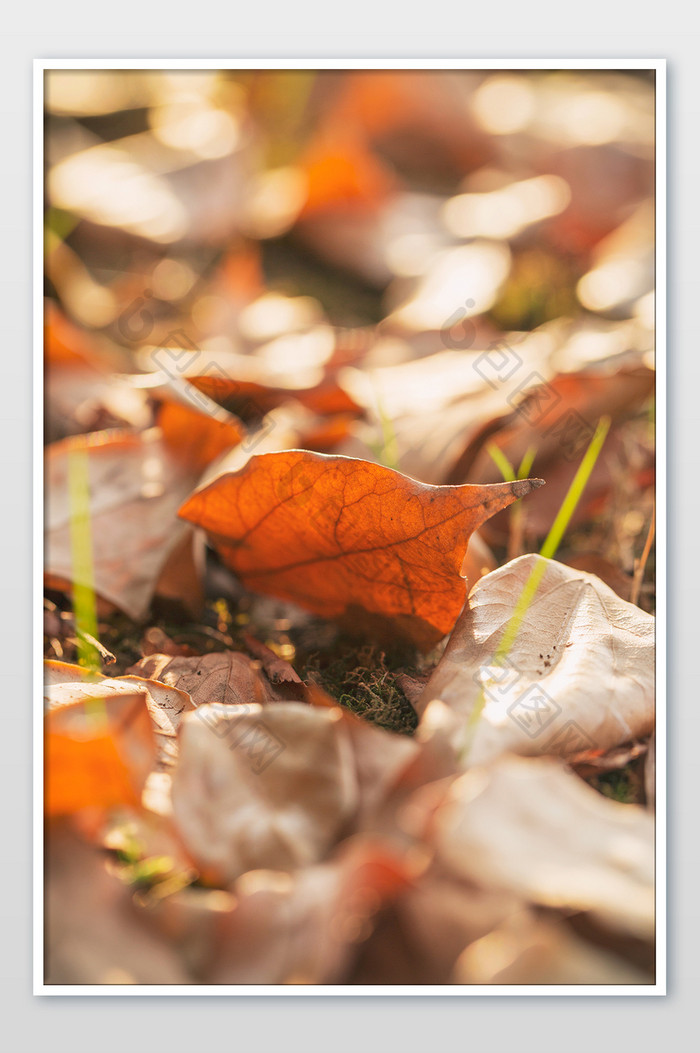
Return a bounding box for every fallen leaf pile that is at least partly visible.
[43,68,656,987]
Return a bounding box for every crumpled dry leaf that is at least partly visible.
[45,660,194,740]
[180,449,542,648]
[45,390,242,620]
[340,712,421,832]
[204,838,413,984]
[170,700,420,886]
[413,754,654,940]
[171,702,358,885]
[417,554,654,763]
[449,364,654,541]
[462,365,654,479]
[45,427,197,620]
[127,649,303,706]
[486,426,653,543]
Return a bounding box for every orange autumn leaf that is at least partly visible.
[45,302,94,367]
[45,684,156,816]
[45,301,125,373]
[180,450,542,648]
[157,399,244,473]
[299,133,396,216]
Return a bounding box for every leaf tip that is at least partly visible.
[514,477,545,497]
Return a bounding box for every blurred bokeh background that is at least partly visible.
[45,69,654,328]
[44,68,655,600]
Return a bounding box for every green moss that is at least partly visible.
[302,642,420,735]
[591,765,643,805]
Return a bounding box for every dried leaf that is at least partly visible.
[45,660,194,740]
[127,650,301,706]
[205,838,412,984]
[45,428,196,620]
[171,702,359,885]
[170,700,420,887]
[420,755,654,940]
[180,450,542,648]
[156,398,244,474]
[45,661,193,821]
[418,554,654,763]
[45,680,156,815]
[45,391,244,620]
[451,366,654,539]
[351,870,523,985]
[138,327,359,421]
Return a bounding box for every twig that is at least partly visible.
[630,501,655,607]
[243,631,302,684]
[74,627,116,665]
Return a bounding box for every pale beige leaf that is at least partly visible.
[417,554,654,764]
[170,701,422,887]
[422,755,654,939]
[44,660,194,740]
[204,838,411,984]
[45,428,196,620]
[171,703,359,885]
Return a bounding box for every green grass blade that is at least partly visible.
[517,445,538,480]
[487,443,516,482]
[460,417,611,762]
[67,446,101,673]
[539,416,611,560]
